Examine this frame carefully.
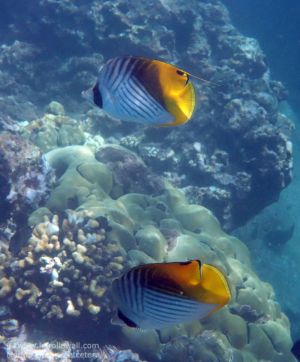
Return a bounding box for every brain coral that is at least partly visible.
[0,145,295,361]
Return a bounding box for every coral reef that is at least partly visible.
[0,304,20,341]
[0,133,49,213]
[6,212,123,321]
[0,0,294,230]
[0,132,53,250]
[0,145,295,361]
[96,144,165,197]
[21,102,87,153]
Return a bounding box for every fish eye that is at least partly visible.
[176,70,185,76]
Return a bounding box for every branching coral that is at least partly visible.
[4,212,124,322]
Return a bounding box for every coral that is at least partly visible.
[21,102,86,153]
[96,144,165,197]
[0,133,53,250]
[0,142,295,361]
[0,305,19,340]
[44,145,113,211]
[0,40,40,121]
[0,133,50,214]
[4,212,123,321]
[46,101,65,116]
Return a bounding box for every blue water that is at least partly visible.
[223,0,300,113]
[223,0,300,341]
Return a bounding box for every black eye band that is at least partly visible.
[176,69,185,76]
[185,74,189,85]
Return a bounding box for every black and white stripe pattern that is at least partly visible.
[102,57,136,91]
[99,56,173,124]
[115,267,145,314]
[112,267,214,329]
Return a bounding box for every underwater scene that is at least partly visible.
[0,0,299,361]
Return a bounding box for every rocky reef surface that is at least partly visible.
[0,131,54,253]
[0,118,296,360]
[0,0,294,231]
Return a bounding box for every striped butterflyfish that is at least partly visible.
[111,259,231,330]
[82,56,196,126]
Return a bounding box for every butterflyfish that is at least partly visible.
[111,259,231,330]
[82,56,196,126]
